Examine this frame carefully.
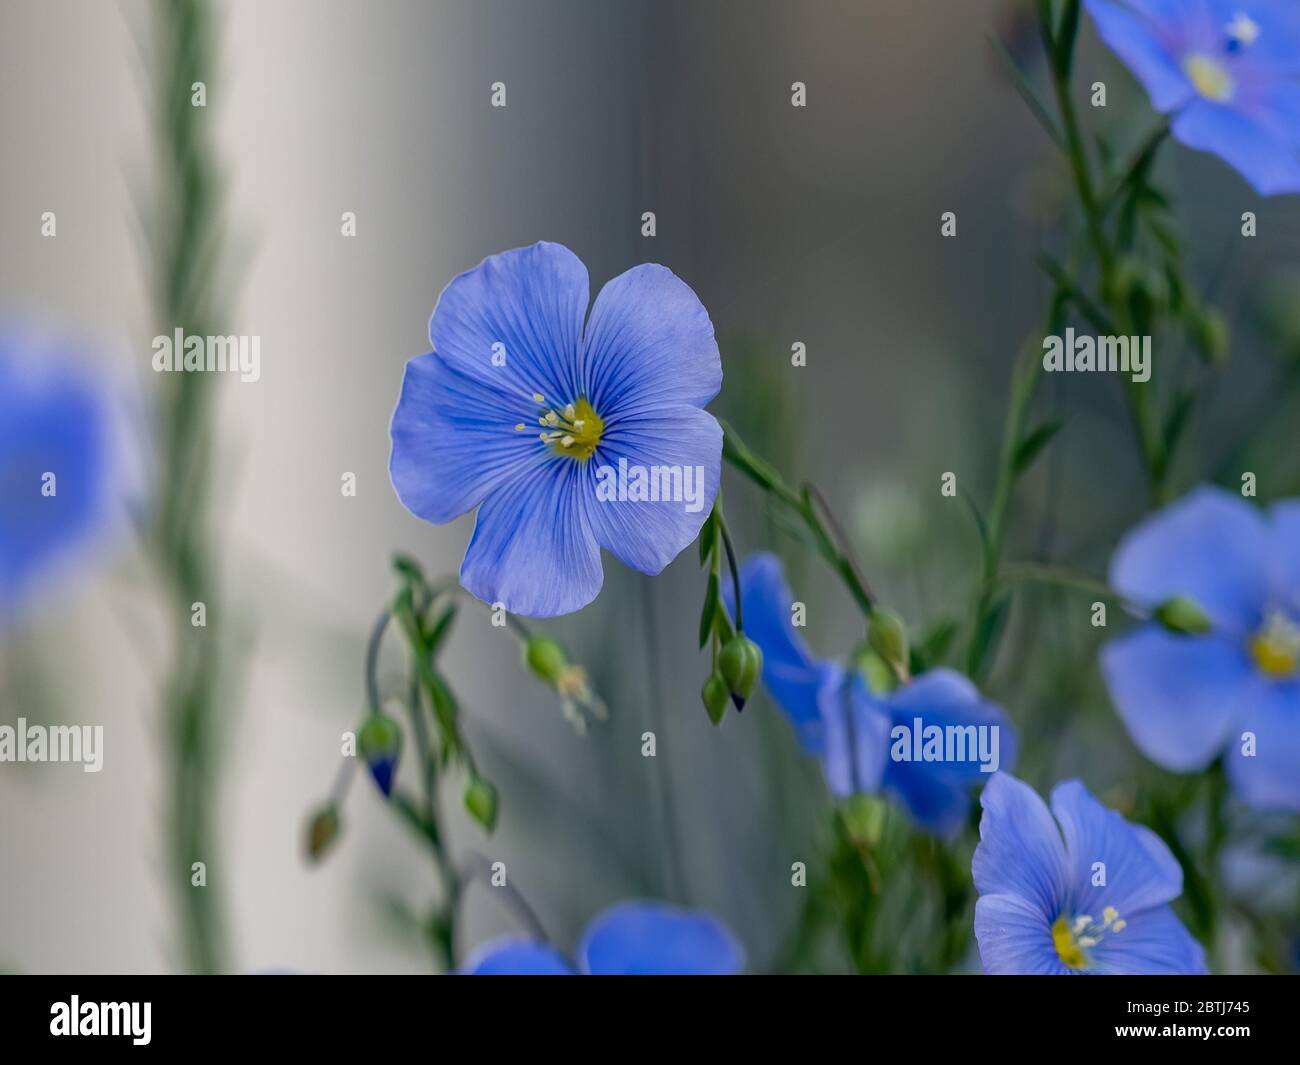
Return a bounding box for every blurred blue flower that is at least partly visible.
[0,330,113,621]
[390,242,722,617]
[1084,1,1300,194]
[729,552,1016,836]
[461,900,744,975]
[973,773,1207,974]
[1101,486,1300,811]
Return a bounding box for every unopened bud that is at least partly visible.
[868,607,909,681]
[718,635,762,711]
[1154,595,1212,636]
[701,672,730,725]
[357,711,402,796]
[306,805,341,862]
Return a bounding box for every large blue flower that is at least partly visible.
[1084,1,1300,194]
[461,900,744,975]
[1100,486,1300,811]
[0,330,113,621]
[729,552,1016,836]
[973,773,1206,974]
[390,243,722,617]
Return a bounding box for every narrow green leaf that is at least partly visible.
[1013,418,1065,474]
[699,572,719,648]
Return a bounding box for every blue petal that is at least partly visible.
[1226,675,1300,812]
[1108,485,1268,635]
[390,351,545,524]
[1087,905,1208,974]
[428,242,588,405]
[460,937,575,975]
[1267,499,1300,612]
[1205,0,1300,74]
[459,459,603,617]
[576,901,744,975]
[1050,780,1183,919]
[819,672,891,799]
[1173,96,1300,195]
[974,894,1071,975]
[882,669,1017,837]
[0,348,111,613]
[1100,625,1249,771]
[972,773,1068,921]
[582,405,721,575]
[580,264,722,418]
[726,553,832,754]
[1083,0,1196,113]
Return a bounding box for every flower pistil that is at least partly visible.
[516,393,604,460]
[1251,610,1300,678]
[1051,907,1127,970]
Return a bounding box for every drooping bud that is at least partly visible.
[1154,595,1212,636]
[701,672,730,725]
[464,777,499,833]
[524,636,567,685]
[868,607,910,682]
[524,635,606,731]
[306,805,341,862]
[357,711,402,796]
[718,635,762,711]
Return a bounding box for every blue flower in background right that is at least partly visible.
[1084,1,1300,194]
[1101,486,1300,812]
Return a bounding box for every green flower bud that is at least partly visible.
[868,607,910,681]
[357,711,402,796]
[701,672,730,725]
[306,805,341,862]
[524,636,568,685]
[840,794,888,847]
[851,645,898,696]
[1190,306,1229,366]
[464,777,498,833]
[718,635,762,711]
[1154,595,1212,636]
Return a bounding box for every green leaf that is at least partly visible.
[1055,0,1081,78]
[1013,418,1065,474]
[425,602,458,655]
[911,618,958,672]
[988,33,1064,150]
[968,594,1012,681]
[698,509,717,566]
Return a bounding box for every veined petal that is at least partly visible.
[1083,0,1197,113]
[1108,486,1268,635]
[726,553,832,754]
[459,459,602,617]
[1099,626,1248,771]
[975,894,1071,975]
[389,351,542,524]
[972,773,1068,920]
[1226,675,1300,812]
[580,264,722,417]
[583,404,721,575]
[1050,779,1182,919]
[819,673,891,799]
[428,242,588,406]
[1087,904,1208,974]
[576,901,744,975]
[460,937,575,975]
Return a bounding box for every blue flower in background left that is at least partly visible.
[729,552,1016,836]
[390,242,722,618]
[461,900,744,975]
[0,329,114,621]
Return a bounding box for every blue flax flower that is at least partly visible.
[730,552,1016,836]
[973,772,1206,974]
[461,900,744,975]
[0,330,113,621]
[390,242,722,617]
[1100,486,1300,812]
[1084,1,1300,194]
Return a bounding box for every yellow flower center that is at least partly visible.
[1251,611,1300,678]
[1052,908,1127,970]
[516,393,604,460]
[1183,53,1235,102]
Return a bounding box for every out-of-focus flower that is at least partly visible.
[1084,1,1300,194]
[0,329,114,622]
[357,711,402,796]
[390,242,722,617]
[729,552,1016,837]
[1100,486,1300,811]
[973,773,1206,974]
[461,900,744,975]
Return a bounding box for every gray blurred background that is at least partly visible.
[1,0,1296,973]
